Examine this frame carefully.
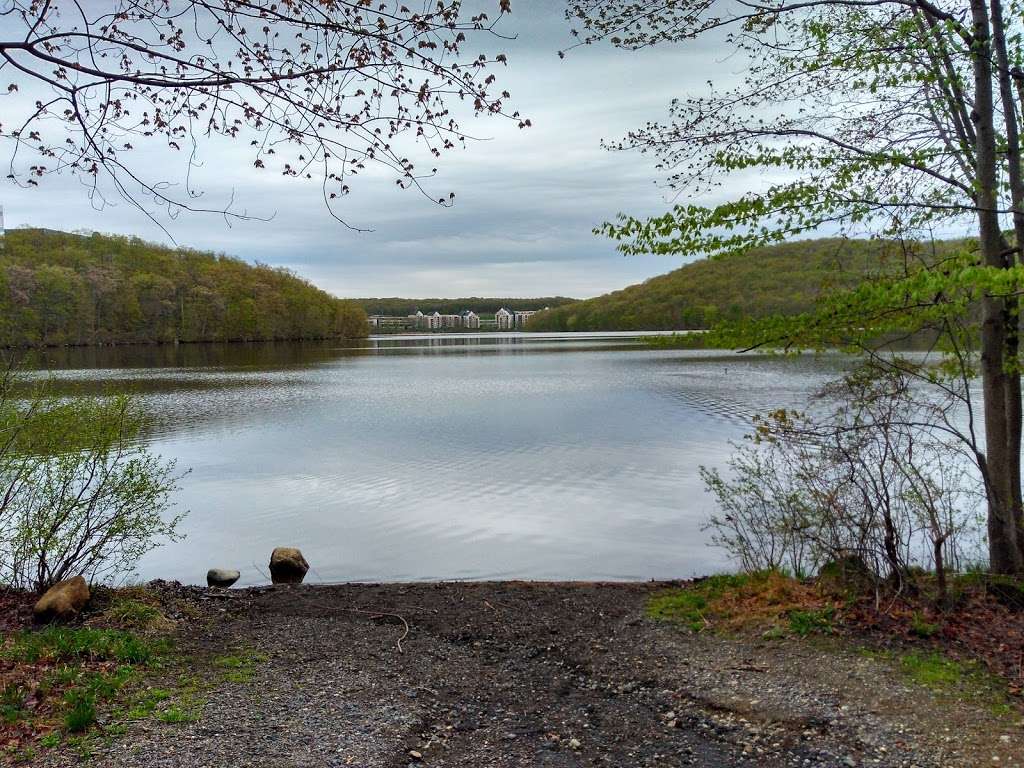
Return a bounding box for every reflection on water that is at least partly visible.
[31,334,853,586]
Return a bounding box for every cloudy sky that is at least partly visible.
[1,3,749,299]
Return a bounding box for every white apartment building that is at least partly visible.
[495,307,515,330]
[513,310,538,329]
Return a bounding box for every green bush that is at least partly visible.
[0,369,184,591]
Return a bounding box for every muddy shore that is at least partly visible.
[33,580,1023,768]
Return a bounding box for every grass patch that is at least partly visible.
[0,624,177,761]
[861,647,1015,716]
[63,689,97,733]
[99,599,174,633]
[0,683,31,725]
[156,698,202,724]
[2,626,167,665]
[122,687,173,720]
[647,571,829,633]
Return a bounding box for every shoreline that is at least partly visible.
[11,580,1023,767]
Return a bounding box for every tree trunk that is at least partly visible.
[971,0,1023,573]
[991,0,1024,565]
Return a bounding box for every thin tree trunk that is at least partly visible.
[971,0,1023,573]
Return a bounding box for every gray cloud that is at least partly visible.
[0,2,745,298]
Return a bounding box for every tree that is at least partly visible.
[0,227,368,345]
[568,0,1024,573]
[0,1,524,228]
[0,365,183,591]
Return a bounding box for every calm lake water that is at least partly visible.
[35,333,854,586]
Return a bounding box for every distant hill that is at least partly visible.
[525,238,938,332]
[354,297,577,316]
[0,228,367,347]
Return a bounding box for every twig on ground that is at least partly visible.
[287,590,411,654]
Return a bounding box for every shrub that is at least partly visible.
[0,365,185,590]
[702,363,982,601]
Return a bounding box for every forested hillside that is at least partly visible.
[355,297,576,316]
[0,229,367,347]
[526,238,938,331]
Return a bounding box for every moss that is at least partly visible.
[213,648,269,684]
[900,651,964,688]
[861,647,1014,715]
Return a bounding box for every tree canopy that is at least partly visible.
[526,237,915,331]
[0,228,367,346]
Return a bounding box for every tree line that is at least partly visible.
[526,238,914,332]
[0,229,367,347]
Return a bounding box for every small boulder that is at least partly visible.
[206,568,241,588]
[269,547,309,584]
[33,576,90,622]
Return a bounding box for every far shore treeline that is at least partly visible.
[0,228,368,347]
[526,238,941,332]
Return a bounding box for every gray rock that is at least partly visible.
[269,547,309,584]
[207,568,241,588]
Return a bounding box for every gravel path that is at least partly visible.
[41,582,1023,767]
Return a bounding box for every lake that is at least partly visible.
[35,333,854,586]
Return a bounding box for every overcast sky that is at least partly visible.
[1,3,756,299]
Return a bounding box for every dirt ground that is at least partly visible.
[39,581,1024,768]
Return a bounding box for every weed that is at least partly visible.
[63,690,96,733]
[39,731,61,748]
[909,612,940,638]
[0,683,28,724]
[787,607,835,636]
